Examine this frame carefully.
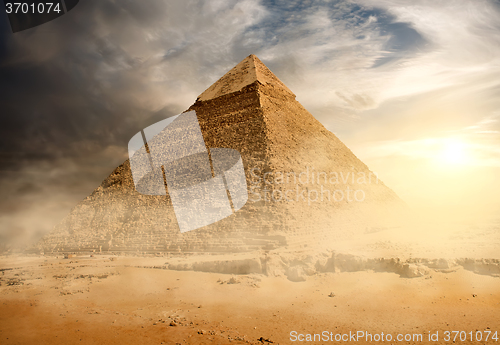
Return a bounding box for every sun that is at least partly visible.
[439,138,469,165]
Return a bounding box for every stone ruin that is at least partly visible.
[34,55,406,255]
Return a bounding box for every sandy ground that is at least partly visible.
[1,252,499,345]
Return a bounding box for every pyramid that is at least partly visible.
[36,55,405,254]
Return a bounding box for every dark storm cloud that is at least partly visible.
[0,2,158,169]
[0,0,270,246]
[0,0,271,169]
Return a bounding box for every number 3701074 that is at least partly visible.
[5,2,62,14]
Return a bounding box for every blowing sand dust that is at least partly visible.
[1,220,499,345]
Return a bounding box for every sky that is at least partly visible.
[1,0,500,247]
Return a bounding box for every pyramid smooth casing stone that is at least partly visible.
[35,55,406,255]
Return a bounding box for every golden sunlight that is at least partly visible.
[438,138,470,165]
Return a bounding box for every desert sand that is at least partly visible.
[2,219,499,345]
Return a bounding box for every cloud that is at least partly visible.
[4,0,498,166]
[0,0,269,160]
[0,0,271,244]
[241,0,500,143]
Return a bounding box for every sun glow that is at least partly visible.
[439,138,470,165]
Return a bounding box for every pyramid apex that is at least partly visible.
[197,54,295,102]
[246,54,260,62]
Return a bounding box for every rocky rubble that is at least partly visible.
[164,251,500,280]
